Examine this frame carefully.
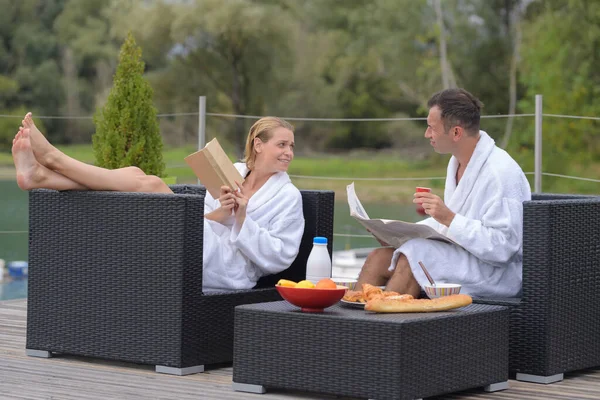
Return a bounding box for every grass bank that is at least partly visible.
[1,144,599,202]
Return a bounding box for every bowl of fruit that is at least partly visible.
[275,278,348,312]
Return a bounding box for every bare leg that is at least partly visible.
[355,247,395,289]
[12,128,88,191]
[22,113,172,193]
[385,254,421,297]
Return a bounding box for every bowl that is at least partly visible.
[332,278,358,290]
[276,285,347,312]
[424,283,462,299]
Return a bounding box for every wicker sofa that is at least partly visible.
[475,193,600,384]
[25,185,334,375]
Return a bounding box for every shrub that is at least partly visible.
[92,32,165,177]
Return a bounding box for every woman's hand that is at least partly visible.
[205,186,236,223]
[233,181,249,227]
[413,192,456,227]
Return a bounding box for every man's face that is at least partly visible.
[425,106,454,154]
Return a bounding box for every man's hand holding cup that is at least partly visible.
[415,187,431,216]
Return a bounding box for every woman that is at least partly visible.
[12,114,305,290]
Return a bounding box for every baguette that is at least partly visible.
[365,294,472,313]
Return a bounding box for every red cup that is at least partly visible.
[415,187,431,216]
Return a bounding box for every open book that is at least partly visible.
[347,182,458,248]
[184,138,245,199]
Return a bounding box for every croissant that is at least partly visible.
[343,290,365,303]
[370,293,414,301]
[361,283,384,301]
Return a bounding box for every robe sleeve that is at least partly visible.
[203,189,234,235]
[229,187,305,276]
[417,217,440,230]
[446,185,524,267]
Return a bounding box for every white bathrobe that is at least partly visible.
[202,163,305,290]
[391,131,531,297]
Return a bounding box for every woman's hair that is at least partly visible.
[243,117,294,170]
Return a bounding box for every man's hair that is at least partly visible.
[427,88,484,136]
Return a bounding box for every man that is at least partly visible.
[356,88,531,298]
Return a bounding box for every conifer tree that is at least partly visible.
[93,32,165,177]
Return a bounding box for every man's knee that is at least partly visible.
[393,253,409,269]
[367,247,394,263]
[392,255,419,283]
[362,247,394,272]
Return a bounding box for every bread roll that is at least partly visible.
[365,294,472,313]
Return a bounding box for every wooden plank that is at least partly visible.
[2,299,600,399]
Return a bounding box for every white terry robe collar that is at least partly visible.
[235,163,292,213]
[444,130,496,213]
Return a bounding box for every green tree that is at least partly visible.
[54,0,123,143]
[295,0,429,151]
[515,0,600,175]
[92,32,165,177]
[168,0,296,156]
[0,0,65,144]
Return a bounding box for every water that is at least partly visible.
[0,279,27,301]
[0,180,28,262]
[333,200,422,251]
[0,180,29,301]
[0,179,420,300]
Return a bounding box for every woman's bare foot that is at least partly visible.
[12,128,88,191]
[13,128,23,146]
[12,128,46,190]
[22,112,59,168]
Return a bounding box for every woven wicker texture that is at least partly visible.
[26,185,334,368]
[233,302,508,400]
[475,194,600,377]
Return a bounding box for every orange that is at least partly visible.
[276,279,297,288]
[295,280,315,288]
[315,278,337,289]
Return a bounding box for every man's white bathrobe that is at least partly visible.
[391,131,531,297]
[202,163,305,290]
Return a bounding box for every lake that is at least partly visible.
[0,179,418,300]
[333,199,421,250]
[0,279,27,301]
[0,179,419,260]
[0,180,28,263]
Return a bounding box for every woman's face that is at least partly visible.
[254,127,295,173]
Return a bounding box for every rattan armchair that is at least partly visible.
[25,185,334,375]
[475,193,600,383]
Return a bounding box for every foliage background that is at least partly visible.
[0,0,598,189]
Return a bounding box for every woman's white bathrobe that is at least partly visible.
[202,163,305,290]
[391,131,531,297]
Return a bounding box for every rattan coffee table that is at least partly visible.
[232,301,509,400]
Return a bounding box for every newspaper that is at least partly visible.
[346,182,458,248]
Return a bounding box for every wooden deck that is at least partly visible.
[2,299,600,400]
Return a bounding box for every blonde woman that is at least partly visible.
[12,114,305,290]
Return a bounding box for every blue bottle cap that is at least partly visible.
[313,237,327,244]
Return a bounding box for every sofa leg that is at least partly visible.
[516,373,564,384]
[232,382,266,394]
[483,380,509,392]
[155,365,204,375]
[26,349,52,358]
